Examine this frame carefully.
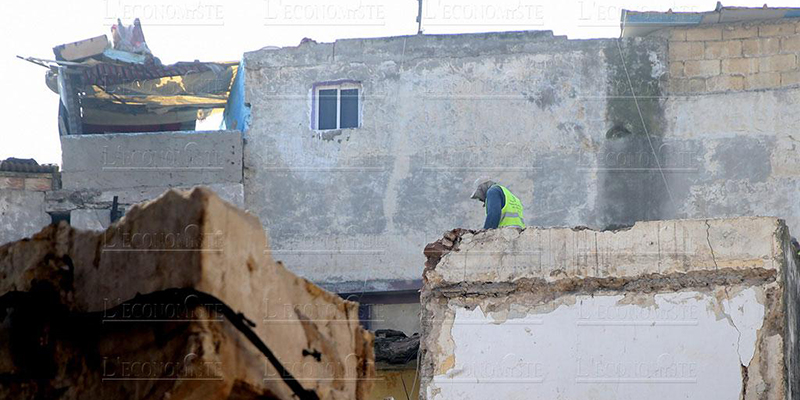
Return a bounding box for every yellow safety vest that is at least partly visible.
[486,185,525,228]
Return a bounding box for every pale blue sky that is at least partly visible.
[1,0,795,165]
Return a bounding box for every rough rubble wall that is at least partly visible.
[420,218,796,399]
[243,31,669,289]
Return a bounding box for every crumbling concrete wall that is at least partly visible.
[420,218,798,399]
[53,130,245,232]
[0,187,375,399]
[0,190,50,244]
[243,31,669,290]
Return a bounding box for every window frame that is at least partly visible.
[312,81,361,131]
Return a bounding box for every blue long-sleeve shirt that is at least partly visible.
[483,185,505,229]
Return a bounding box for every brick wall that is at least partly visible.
[669,18,800,93]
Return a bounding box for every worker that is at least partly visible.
[470,178,525,229]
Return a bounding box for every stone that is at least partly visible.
[744,72,782,90]
[684,59,720,78]
[685,27,722,41]
[742,38,780,57]
[721,58,759,75]
[0,187,375,399]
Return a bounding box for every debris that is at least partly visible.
[374,330,419,365]
[0,187,375,399]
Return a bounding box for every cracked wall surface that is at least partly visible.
[242,31,668,290]
[420,217,798,399]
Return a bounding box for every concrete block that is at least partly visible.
[743,37,780,57]
[684,59,720,78]
[0,176,24,190]
[669,78,706,93]
[744,72,781,90]
[722,25,758,40]
[758,54,796,72]
[758,22,797,37]
[0,187,375,399]
[703,40,742,59]
[60,130,243,190]
[782,70,800,86]
[781,35,800,52]
[670,29,687,41]
[669,61,684,78]
[669,41,704,61]
[685,27,722,41]
[722,57,760,75]
[0,190,50,245]
[70,209,111,231]
[420,218,799,399]
[706,75,744,92]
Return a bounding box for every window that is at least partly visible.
[314,82,360,130]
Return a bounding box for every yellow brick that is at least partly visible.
[686,27,722,41]
[684,59,720,77]
[758,22,796,37]
[742,37,780,57]
[669,41,704,61]
[704,40,742,59]
[722,25,758,40]
[781,70,800,86]
[758,54,796,72]
[722,58,759,75]
[670,29,687,41]
[669,78,706,93]
[669,61,684,78]
[744,72,781,90]
[706,75,745,91]
[781,36,800,53]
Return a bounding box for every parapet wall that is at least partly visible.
[420,218,799,399]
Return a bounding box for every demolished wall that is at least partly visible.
[420,218,799,399]
[0,187,374,399]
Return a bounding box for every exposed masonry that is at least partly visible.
[419,218,799,400]
[666,18,800,93]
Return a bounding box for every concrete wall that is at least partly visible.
[54,130,245,232]
[420,218,798,399]
[60,130,242,190]
[243,31,668,290]
[244,25,800,292]
[0,190,50,245]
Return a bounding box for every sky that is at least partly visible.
[0,0,796,166]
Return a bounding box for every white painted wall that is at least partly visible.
[428,289,764,400]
